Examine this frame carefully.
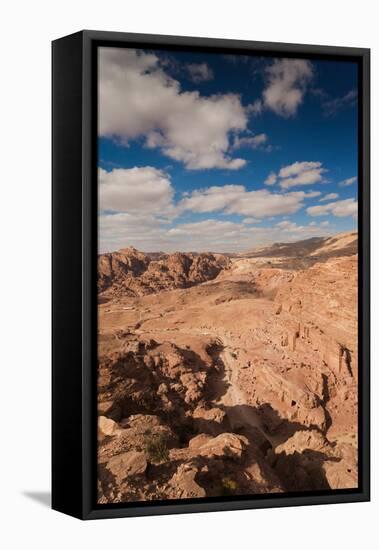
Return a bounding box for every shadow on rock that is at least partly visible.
[268,449,341,492]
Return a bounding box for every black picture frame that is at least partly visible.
[52,30,370,520]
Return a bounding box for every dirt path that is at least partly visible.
[215,346,276,446]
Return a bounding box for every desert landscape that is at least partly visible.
[97,231,358,504]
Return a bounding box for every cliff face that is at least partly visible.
[274,255,357,377]
[97,232,358,503]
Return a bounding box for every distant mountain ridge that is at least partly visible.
[98,232,357,299]
[241,231,357,259]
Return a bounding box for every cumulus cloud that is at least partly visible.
[166,219,257,252]
[168,219,242,237]
[275,220,326,234]
[99,209,335,253]
[186,63,214,83]
[178,185,319,218]
[164,218,331,252]
[99,204,335,254]
[279,161,327,188]
[266,161,327,189]
[264,171,277,186]
[178,185,245,213]
[99,48,247,170]
[99,211,170,252]
[263,59,314,117]
[98,166,175,216]
[307,197,357,218]
[320,192,339,202]
[339,176,357,187]
[98,166,331,252]
[225,190,320,217]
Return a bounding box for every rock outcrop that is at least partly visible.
[98,247,230,297]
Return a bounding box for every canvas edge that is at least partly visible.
[52,30,370,520]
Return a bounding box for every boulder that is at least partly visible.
[275,429,330,455]
[105,451,147,482]
[98,400,122,421]
[98,416,119,440]
[191,432,248,460]
[193,406,227,434]
[169,463,206,499]
[188,434,214,449]
[323,458,357,490]
[323,443,358,489]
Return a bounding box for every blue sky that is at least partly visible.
[98,47,358,253]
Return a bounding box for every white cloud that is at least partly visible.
[263,59,314,117]
[277,161,327,189]
[322,89,357,116]
[99,211,335,254]
[304,191,322,198]
[165,218,332,252]
[98,167,175,216]
[265,161,327,189]
[178,185,246,213]
[99,48,247,170]
[99,211,169,252]
[168,219,243,237]
[264,171,277,186]
[242,217,260,224]
[339,176,357,187]
[246,99,263,115]
[186,63,214,83]
[98,163,336,253]
[307,197,357,218]
[275,220,323,234]
[225,190,318,217]
[232,133,270,151]
[179,185,319,218]
[320,192,339,202]
[276,220,296,229]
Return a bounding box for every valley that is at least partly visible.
[97,231,358,503]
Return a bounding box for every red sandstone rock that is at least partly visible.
[97,232,358,502]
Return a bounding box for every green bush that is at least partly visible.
[144,433,169,464]
[221,476,238,495]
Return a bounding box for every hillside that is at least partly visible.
[98,247,230,298]
[242,231,357,259]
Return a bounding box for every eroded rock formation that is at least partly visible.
[98,247,230,298]
[97,232,358,503]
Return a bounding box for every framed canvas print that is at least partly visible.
[52,30,370,519]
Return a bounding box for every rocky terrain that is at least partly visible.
[97,231,358,503]
[98,247,230,299]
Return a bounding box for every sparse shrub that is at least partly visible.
[221,476,238,495]
[144,433,169,464]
